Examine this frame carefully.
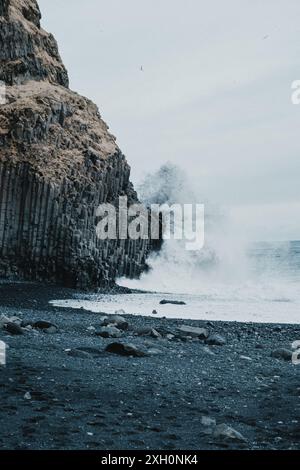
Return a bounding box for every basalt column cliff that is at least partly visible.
[0,0,151,288]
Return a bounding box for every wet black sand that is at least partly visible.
[0,281,300,450]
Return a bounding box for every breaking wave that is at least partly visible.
[118,163,251,294]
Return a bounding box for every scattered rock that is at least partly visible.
[176,325,209,339]
[152,310,158,315]
[201,416,216,427]
[33,321,58,334]
[105,342,148,357]
[160,300,186,305]
[206,334,226,346]
[4,322,24,336]
[96,326,123,338]
[10,316,22,325]
[151,329,161,338]
[213,424,247,442]
[100,315,128,331]
[166,334,175,340]
[87,326,96,332]
[271,348,292,361]
[135,327,161,338]
[44,326,58,334]
[1,315,22,329]
[0,315,11,328]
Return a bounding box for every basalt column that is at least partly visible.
[0,0,151,288]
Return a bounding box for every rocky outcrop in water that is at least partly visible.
[0,0,151,288]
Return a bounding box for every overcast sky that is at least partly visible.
[39,0,300,241]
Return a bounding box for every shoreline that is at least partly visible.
[1,281,300,450]
[53,289,300,326]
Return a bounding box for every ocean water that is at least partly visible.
[51,240,300,324]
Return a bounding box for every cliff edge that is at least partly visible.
[0,0,151,287]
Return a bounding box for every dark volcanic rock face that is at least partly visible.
[0,0,68,86]
[0,0,151,288]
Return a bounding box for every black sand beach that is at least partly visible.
[0,281,300,450]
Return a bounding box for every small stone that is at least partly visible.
[151,329,161,338]
[152,310,158,315]
[136,327,161,338]
[160,299,186,305]
[0,315,11,328]
[5,322,24,335]
[8,316,22,325]
[96,326,123,338]
[44,326,58,334]
[166,334,175,340]
[271,348,292,361]
[87,326,96,332]
[206,334,226,346]
[201,416,216,427]
[101,315,128,331]
[105,342,148,357]
[176,325,209,339]
[33,321,58,333]
[213,424,247,442]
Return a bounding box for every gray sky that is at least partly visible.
[39,0,300,240]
